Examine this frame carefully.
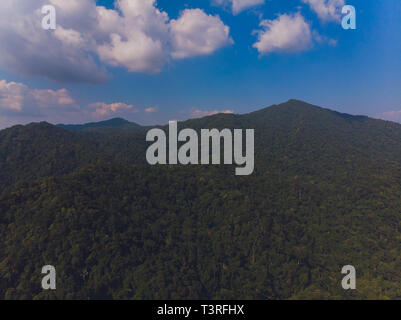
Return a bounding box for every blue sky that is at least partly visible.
[0,0,400,128]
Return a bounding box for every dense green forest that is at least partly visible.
[1,100,401,299]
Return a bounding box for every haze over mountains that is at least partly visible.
[1,100,401,299]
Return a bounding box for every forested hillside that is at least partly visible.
[1,100,401,299]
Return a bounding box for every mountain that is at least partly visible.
[57,118,144,132]
[0,121,147,192]
[1,100,401,300]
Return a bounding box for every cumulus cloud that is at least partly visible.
[95,0,170,73]
[0,80,78,117]
[0,0,231,82]
[191,109,234,118]
[302,0,345,22]
[170,9,233,59]
[0,80,29,112]
[0,0,108,83]
[253,13,313,55]
[214,0,265,15]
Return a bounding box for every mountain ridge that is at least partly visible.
[1,100,396,134]
[57,117,143,132]
[2,99,401,299]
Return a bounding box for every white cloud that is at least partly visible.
[253,13,312,55]
[89,102,139,118]
[191,109,234,118]
[302,0,345,22]
[170,9,233,59]
[31,88,77,109]
[0,80,78,116]
[0,0,108,83]
[0,80,28,112]
[145,107,159,113]
[0,0,231,81]
[214,0,265,15]
[95,0,170,73]
[54,26,85,48]
[97,32,166,74]
[232,0,265,14]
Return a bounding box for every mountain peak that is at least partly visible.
[280,99,322,108]
[286,99,308,104]
[100,117,130,125]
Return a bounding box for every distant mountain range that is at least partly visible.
[1,99,401,300]
[57,117,144,132]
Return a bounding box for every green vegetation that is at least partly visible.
[1,100,401,299]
